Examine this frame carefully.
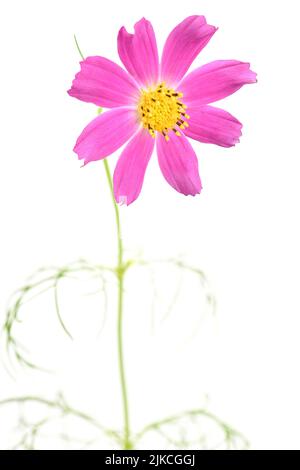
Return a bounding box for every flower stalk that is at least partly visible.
[74,36,132,449]
[103,158,131,450]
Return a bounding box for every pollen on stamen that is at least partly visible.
[137,82,188,141]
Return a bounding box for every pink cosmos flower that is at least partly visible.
[68,16,256,205]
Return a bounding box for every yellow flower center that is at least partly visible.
[137,82,189,141]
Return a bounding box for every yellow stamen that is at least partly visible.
[137,83,188,141]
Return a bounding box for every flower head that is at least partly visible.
[68,16,256,204]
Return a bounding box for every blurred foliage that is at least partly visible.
[1,257,246,450]
[0,394,248,450]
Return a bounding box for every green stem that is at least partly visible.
[73,35,131,450]
[102,159,131,450]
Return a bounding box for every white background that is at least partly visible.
[0,0,300,450]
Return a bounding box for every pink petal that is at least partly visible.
[184,105,243,148]
[180,60,257,106]
[68,56,139,108]
[156,132,202,196]
[113,129,154,205]
[160,16,217,86]
[118,18,159,87]
[74,108,139,165]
